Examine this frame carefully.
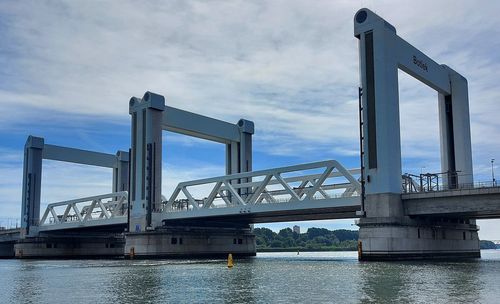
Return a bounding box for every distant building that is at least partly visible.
[293,225,300,234]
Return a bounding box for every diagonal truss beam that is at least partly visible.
[39,192,128,228]
[164,160,361,213]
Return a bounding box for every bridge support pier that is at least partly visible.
[0,242,15,258]
[13,234,125,259]
[124,226,256,258]
[357,194,480,260]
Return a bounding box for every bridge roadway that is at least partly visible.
[161,187,500,224]
[159,197,361,224]
[31,161,500,232]
[36,160,363,231]
[0,228,21,242]
[159,160,362,224]
[35,190,500,232]
[0,229,20,258]
[404,186,500,219]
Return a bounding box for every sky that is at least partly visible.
[1,0,500,239]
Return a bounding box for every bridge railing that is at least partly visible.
[39,191,128,227]
[163,160,361,212]
[402,172,498,193]
[0,218,20,230]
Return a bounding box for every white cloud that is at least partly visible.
[477,219,500,240]
[1,0,499,165]
[2,1,500,238]
[162,162,225,199]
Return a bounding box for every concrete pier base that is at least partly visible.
[358,217,480,261]
[124,226,256,258]
[14,234,125,259]
[0,242,15,258]
[0,229,20,258]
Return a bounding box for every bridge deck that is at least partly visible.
[160,160,362,224]
[160,197,361,224]
[0,228,21,242]
[31,159,500,233]
[38,217,127,232]
[403,186,500,219]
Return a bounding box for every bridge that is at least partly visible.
[38,192,129,232]
[3,8,500,260]
[33,170,500,230]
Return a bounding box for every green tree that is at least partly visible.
[333,229,359,242]
[282,236,296,247]
[312,236,334,246]
[256,236,268,247]
[306,227,331,240]
[278,228,294,239]
[270,240,284,248]
[254,226,359,251]
[480,240,496,249]
[254,227,276,243]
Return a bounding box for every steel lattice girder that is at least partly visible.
[38,192,128,231]
[160,160,362,222]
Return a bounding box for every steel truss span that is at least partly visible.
[160,160,362,223]
[38,192,128,231]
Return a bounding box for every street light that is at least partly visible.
[492,159,496,186]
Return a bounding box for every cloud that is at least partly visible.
[1,1,500,238]
[477,219,500,240]
[1,0,499,166]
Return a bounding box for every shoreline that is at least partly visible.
[257,247,357,253]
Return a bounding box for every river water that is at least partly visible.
[1,250,499,304]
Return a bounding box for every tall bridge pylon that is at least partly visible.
[21,136,129,237]
[128,92,254,233]
[354,8,478,260]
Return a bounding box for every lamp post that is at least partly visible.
[492,159,496,186]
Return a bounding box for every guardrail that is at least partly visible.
[402,179,499,193]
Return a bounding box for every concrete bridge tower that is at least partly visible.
[354,8,479,260]
[125,92,256,257]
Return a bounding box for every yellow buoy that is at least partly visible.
[227,253,234,268]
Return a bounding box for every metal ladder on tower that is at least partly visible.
[358,87,366,215]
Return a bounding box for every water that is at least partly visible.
[1,250,499,304]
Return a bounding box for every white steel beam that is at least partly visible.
[38,192,128,231]
[162,160,361,223]
[163,197,361,223]
[394,35,451,94]
[163,106,241,144]
[43,144,118,168]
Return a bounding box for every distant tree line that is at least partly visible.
[255,228,499,251]
[479,240,497,249]
[254,228,497,251]
[254,227,359,251]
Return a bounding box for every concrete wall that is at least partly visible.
[404,188,500,218]
[0,242,15,258]
[358,217,480,260]
[125,227,256,258]
[14,235,125,259]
